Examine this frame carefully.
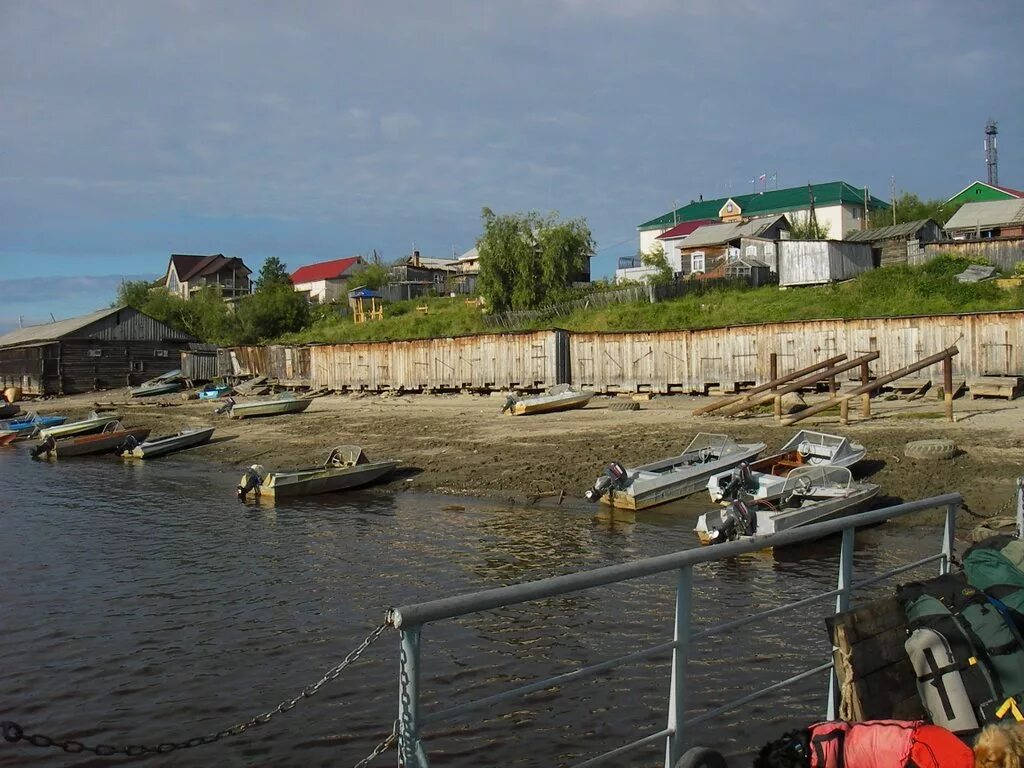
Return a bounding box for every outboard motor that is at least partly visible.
[237,464,265,500]
[584,461,630,503]
[30,435,56,459]
[500,395,518,414]
[706,499,757,545]
[719,462,754,501]
[215,397,236,416]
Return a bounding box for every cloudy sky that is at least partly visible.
[1,0,1022,331]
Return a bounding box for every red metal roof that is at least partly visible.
[290,257,363,284]
[994,185,1024,198]
[656,219,717,240]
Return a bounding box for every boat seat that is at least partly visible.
[771,459,803,474]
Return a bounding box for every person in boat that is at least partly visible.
[754,720,972,768]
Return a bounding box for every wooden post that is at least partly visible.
[943,354,954,422]
[774,394,782,421]
[861,361,871,418]
[840,398,849,425]
[770,353,778,391]
[828,375,837,395]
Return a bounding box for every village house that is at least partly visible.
[164,254,252,300]
[944,199,1024,241]
[0,306,198,396]
[637,181,890,254]
[615,220,715,284]
[844,219,944,267]
[676,215,791,278]
[946,181,1024,207]
[385,250,459,301]
[290,256,366,303]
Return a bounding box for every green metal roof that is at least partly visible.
[638,181,890,230]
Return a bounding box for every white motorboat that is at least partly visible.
[502,384,594,416]
[39,411,121,440]
[120,427,215,459]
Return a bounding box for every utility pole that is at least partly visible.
[808,183,818,235]
[863,186,869,230]
[891,176,897,226]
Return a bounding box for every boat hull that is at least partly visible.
[124,427,215,459]
[130,382,182,398]
[0,430,17,446]
[0,403,21,419]
[230,398,313,419]
[40,415,121,440]
[600,443,766,510]
[198,386,231,400]
[49,427,152,457]
[262,461,398,497]
[510,392,593,416]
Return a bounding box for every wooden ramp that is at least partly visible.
[826,596,925,722]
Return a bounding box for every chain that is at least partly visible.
[1,620,392,761]
[353,722,398,768]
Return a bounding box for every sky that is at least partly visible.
[1,0,1022,332]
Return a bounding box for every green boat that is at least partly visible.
[224,392,313,420]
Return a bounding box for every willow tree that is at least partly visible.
[477,208,594,312]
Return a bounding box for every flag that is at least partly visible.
[759,173,767,182]
[770,173,777,182]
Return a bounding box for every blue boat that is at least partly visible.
[198,385,232,400]
[0,413,67,435]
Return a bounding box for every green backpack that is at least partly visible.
[964,535,1024,629]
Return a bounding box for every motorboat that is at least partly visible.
[39,411,121,440]
[120,426,215,459]
[223,392,313,419]
[694,466,880,545]
[0,430,17,446]
[237,445,398,500]
[502,384,594,416]
[198,384,232,400]
[0,402,21,419]
[0,413,67,436]
[706,430,866,504]
[130,380,183,397]
[31,422,151,459]
[584,433,767,511]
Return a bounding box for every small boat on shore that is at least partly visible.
[130,369,184,398]
[0,413,67,436]
[0,430,17,446]
[694,466,880,545]
[39,411,121,440]
[198,384,231,400]
[706,430,866,504]
[502,385,594,416]
[0,402,21,419]
[31,422,151,459]
[119,426,216,459]
[223,392,313,419]
[237,445,398,500]
[584,433,767,511]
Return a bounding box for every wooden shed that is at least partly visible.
[844,219,944,267]
[0,306,197,396]
[777,240,875,287]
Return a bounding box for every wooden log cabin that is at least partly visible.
[0,306,198,396]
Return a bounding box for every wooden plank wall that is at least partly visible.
[918,238,1024,271]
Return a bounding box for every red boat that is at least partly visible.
[31,422,151,459]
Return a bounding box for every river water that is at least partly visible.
[0,446,941,767]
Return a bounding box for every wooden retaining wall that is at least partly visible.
[218,312,1024,394]
[569,311,1024,393]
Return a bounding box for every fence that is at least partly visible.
[918,238,1024,271]
[387,493,960,767]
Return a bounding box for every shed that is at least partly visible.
[0,306,198,396]
[777,240,875,287]
[844,219,944,267]
[180,343,220,383]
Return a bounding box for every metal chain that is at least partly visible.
[353,722,398,768]
[1,620,391,761]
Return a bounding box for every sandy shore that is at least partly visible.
[16,387,1024,528]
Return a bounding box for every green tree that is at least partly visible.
[254,256,292,291]
[234,283,310,343]
[477,208,594,312]
[868,193,964,228]
[789,217,831,239]
[640,244,673,285]
[112,279,161,309]
[352,260,391,290]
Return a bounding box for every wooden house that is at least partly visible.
[0,306,198,396]
[164,254,252,300]
[844,219,944,267]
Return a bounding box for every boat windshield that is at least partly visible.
[781,465,853,497]
[683,433,733,459]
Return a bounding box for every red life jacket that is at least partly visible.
[806,720,971,768]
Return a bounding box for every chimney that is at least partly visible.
[413,250,421,267]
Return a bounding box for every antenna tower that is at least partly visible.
[985,119,999,186]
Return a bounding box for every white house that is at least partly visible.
[290,256,366,303]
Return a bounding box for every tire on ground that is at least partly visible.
[904,438,958,461]
[674,747,729,768]
[609,401,640,412]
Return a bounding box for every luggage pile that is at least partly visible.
[898,535,1024,735]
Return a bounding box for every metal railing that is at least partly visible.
[387,494,961,767]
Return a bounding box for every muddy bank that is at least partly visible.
[19,389,1024,529]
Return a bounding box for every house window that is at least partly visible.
[153,349,169,358]
[691,252,706,274]
[131,361,145,372]
[87,349,102,357]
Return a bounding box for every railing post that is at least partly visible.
[399,626,427,767]
[941,502,958,575]
[665,567,693,768]
[827,527,855,720]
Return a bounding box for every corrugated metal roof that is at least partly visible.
[638,181,889,230]
[680,215,788,249]
[291,257,363,284]
[945,199,1024,230]
[0,306,195,348]
[655,219,716,240]
[844,219,936,242]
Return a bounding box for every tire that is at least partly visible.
[674,747,729,768]
[609,401,640,412]
[904,438,958,461]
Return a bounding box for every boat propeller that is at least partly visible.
[215,397,236,416]
[584,460,629,503]
[237,464,265,500]
[30,435,56,459]
[719,462,755,501]
[500,395,518,413]
[707,499,757,545]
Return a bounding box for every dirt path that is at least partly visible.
[20,388,1024,529]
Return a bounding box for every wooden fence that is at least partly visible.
[918,238,1024,271]
[218,311,1024,394]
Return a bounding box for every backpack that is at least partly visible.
[964,535,1024,632]
[898,572,1024,733]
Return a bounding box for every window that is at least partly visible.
[153,349,169,358]
[131,361,145,372]
[87,349,102,358]
[690,252,706,274]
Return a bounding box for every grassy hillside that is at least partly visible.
[280,256,1024,344]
